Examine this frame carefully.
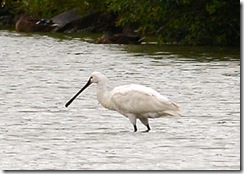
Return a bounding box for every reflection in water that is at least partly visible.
[0,31,240,170]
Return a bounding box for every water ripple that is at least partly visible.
[0,31,240,170]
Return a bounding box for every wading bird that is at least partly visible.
[65,72,180,132]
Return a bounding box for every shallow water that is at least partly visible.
[0,31,240,170]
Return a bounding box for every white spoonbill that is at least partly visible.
[65,72,181,132]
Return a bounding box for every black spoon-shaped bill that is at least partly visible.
[65,79,91,107]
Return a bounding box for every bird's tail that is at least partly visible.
[166,101,181,116]
[164,109,181,116]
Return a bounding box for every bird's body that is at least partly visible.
[65,72,180,132]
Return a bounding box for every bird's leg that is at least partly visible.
[128,115,137,132]
[139,117,150,132]
[134,125,137,132]
[146,125,151,132]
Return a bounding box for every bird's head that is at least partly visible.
[89,72,108,84]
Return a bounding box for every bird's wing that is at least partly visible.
[110,84,180,117]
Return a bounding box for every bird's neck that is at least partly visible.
[96,80,113,110]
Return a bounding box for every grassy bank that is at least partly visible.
[0,0,240,46]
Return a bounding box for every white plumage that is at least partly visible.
[66,72,181,132]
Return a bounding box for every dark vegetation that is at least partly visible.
[0,0,240,46]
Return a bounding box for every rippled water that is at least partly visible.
[0,31,240,170]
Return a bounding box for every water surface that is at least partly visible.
[0,31,240,170]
